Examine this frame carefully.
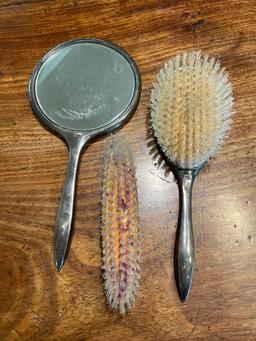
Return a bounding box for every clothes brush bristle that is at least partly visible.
[150,50,234,169]
[101,136,141,316]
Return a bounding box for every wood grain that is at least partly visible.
[0,0,255,340]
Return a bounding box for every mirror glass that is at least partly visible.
[35,42,136,130]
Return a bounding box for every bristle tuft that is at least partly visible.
[101,136,141,316]
[150,50,234,168]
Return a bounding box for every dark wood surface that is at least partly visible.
[0,0,255,340]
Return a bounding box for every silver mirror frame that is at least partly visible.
[28,38,141,272]
[29,38,141,139]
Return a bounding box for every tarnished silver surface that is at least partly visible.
[28,38,141,272]
[174,164,204,301]
[53,133,88,272]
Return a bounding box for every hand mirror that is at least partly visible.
[29,38,141,271]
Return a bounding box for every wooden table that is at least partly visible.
[0,0,255,340]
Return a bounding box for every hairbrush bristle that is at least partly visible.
[150,50,234,168]
[101,136,141,316]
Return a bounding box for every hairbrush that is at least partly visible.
[101,136,141,315]
[150,51,234,300]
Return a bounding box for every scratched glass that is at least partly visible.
[35,42,135,130]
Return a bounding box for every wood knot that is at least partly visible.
[191,19,204,32]
[184,19,205,32]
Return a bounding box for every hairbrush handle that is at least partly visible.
[175,168,197,301]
